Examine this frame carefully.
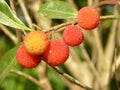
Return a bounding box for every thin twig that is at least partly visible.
[44,15,120,33]
[112,48,120,89]
[37,62,52,90]
[100,15,120,19]
[11,69,52,90]
[9,0,17,15]
[9,0,22,43]
[32,23,42,30]
[45,20,76,33]
[18,0,33,29]
[52,67,94,90]
[10,69,42,88]
[87,0,93,6]
[80,44,101,85]
[0,24,18,44]
[93,0,118,8]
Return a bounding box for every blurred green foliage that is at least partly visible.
[0,0,118,90]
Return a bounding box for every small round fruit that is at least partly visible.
[24,31,49,55]
[16,45,41,68]
[42,40,69,66]
[63,25,84,46]
[77,6,100,30]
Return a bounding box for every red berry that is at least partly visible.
[24,31,49,55]
[42,40,69,66]
[63,25,84,46]
[77,7,100,30]
[16,45,41,68]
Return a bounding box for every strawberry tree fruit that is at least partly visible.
[24,31,49,55]
[42,40,69,66]
[63,25,84,46]
[77,6,100,30]
[16,45,41,68]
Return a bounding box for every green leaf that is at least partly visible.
[0,0,31,31]
[38,1,78,19]
[0,43,21,85]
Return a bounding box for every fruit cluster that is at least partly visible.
[16,6,100,68]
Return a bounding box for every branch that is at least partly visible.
[113,48,120,89]
[11,68,53,90]
[93,0,118,8]
[10,69,42,88]
[0,24,18,44]
[18,0,33,29]
[52,67,94,90]
[100,15,120,19]
[80,44,101,85]
[37,62,52,90]
[45,20,76,33]
[9,0,22,43]
[9,0,17,15]
[44,15,120,34]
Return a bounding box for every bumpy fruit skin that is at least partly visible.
[24,31,49,55]
[42,40,69,66]
[16,45,41,68]
[77,7,100,30]
[63,25,84,46]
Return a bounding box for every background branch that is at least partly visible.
[0,24,18,44]
[52,67,94,90]
[10,69,42,88]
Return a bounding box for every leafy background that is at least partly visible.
[0,0,119,90]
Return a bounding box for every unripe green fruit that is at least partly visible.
[42,40,69,66]
[16,45,41,68]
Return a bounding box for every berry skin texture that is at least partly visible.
[24,31,49,55]
[77,7,100,30]
[16,45,41,68]
[63,25,84,46]
[42,40,69,66]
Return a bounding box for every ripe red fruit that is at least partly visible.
[62,25,84,46]
[24,31,49,55]
[16,45,41,68]
[77,6,100,30]
[42,40,69,66]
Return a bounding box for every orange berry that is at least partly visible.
[16,45,41,68]
[24,31,49,55]
[77,7,100,30]
[42,40,69,66]
[63,25,84,46]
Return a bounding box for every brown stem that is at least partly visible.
[52,67,94,90]
[18,0,33,29]
[80,44,101,85]
[45,20,77,33]
[0,24,18,44]
[93,0,118,8]
[44,15,120,35]
[10,69,42,88]
[37,62,52,90]
[112,48,119,86]
[9,0,22,43]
